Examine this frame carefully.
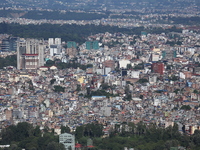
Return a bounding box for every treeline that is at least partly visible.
[0,10,24,18]
[77,122,200,150]
[0,10,108,20]
[0,55,16,69]
[22,11,108,20]
[169,16,200,25]
[2,121,200,150]
[0,23,144,44]
[0,22,184,44]
[0,122,65,150]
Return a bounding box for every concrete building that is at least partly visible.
[119,59,130,69]
[50,45,61,56]
[1,37,18,52]
[67,41,77,48]
[59,133,75,150]
[49,38,62,57]
[86,41,99,50]
[48,38,61,47]
[17,38,45,70]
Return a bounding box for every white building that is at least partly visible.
[59,133,75,150]
[119,59,130,69]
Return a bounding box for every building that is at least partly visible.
[67,41,77,48]
[1,37,18,52]
[66,48,77,57]
[50,45,61,56]
[103,60,115,70]
[48,38,62,57]
[17,38,45,70]
[119,59,130,69]
[151,62,164,75]
[86,41,99,50]
[59,133,75,150]
[162,50,177,59]
[48,38,61,47]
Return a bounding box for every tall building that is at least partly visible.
[59,133,75,150]
[1,37,18,52]
[151,62,165,75]
[48,38,62,56]
[67,41,77,48]
[86,41,99,50]
[48,38,61,47]
[17,38,45,70]
[66,41,77,57]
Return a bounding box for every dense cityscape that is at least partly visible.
[0,0,200,150]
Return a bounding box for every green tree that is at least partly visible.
[46,141,65,150]
[53,85,65,93]
[76,84,81,92]
[137,78,148,84]
[61,125,70,134]
[50,79,56,85]
[180,105,191,111]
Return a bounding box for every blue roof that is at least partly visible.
[183,100,190,102]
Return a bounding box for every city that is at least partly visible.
[0,0,200,150]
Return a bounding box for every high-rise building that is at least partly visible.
[86,41,99,50]
[55,38,61,45]
[67,41,77,48]
[66,41,77,57]
[1,37,19,52]
[48,38,62,56]
[48,38,61,47]
[59,133,75,150]
[17,38,45,70]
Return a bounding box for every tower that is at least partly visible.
[17,38,45,70]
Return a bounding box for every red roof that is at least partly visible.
[87,145,95,148]
[75,143,82,148]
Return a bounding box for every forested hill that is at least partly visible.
[0,23,144,44]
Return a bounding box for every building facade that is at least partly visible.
[86,41,99,50]
[59,133,75,150]
[17,38,45,70]
[1,37,18,52]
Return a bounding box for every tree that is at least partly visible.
[100,83,110,90]
[46,141,65,150]
[75,125,85,140]
[45,60,55,67]
[192,130,200,147]
[61,125,70,134]
[16,122,34,141]
[76,84,81,92]
[180,105,191,111]
[33,126,41,137]
[137,78,148,84]
[53,85,65,93]
[50,79,56,85]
